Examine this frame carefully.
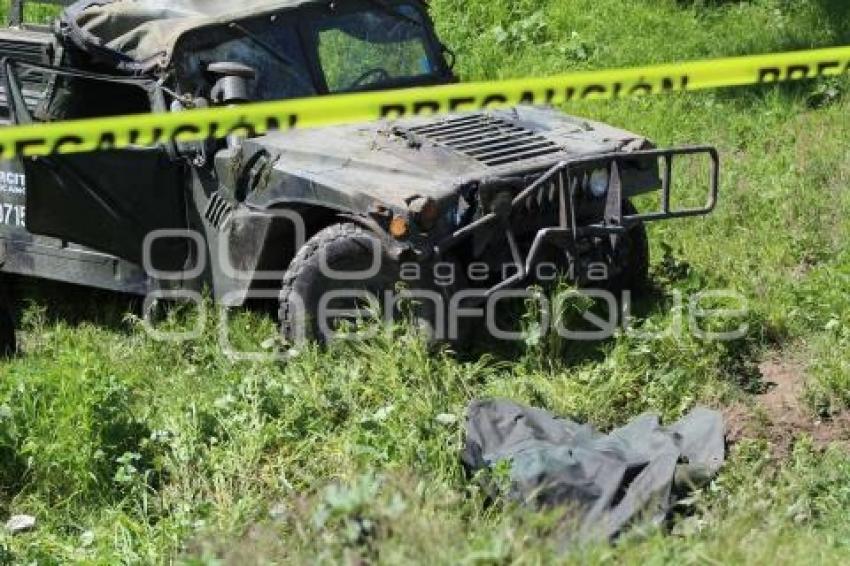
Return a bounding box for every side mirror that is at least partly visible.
[208,62,258,104]
[167,94,214,165]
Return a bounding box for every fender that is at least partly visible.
[337,213,412,261]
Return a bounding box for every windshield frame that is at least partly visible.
[170,0,455,102]
[300,0,454,94]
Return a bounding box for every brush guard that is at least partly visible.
[436,146,719,296]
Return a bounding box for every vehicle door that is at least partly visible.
[4,60,190,273]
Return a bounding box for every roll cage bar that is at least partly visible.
[9,0,73,27]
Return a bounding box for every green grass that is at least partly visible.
[2,0,850,563]
[0,0,60,24]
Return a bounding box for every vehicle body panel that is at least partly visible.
[240,106,653,213]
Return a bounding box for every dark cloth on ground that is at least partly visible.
[462,400,725,541]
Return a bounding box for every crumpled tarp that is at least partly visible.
[60,0,324,72]
[462,400,725,541]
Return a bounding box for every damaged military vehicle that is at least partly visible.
[0,0,719,353]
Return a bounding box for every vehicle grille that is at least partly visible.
[404,115,563,167]
[204,192,234,230]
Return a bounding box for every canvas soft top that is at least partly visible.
[60,0,328,74]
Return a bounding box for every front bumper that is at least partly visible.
[435,146,719,296]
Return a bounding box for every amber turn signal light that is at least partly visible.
[389,216,410,239]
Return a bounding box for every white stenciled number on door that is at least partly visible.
[0,203,25,227]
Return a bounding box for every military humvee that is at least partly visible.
[0,0,718,353]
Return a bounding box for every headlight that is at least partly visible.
[408,196,440,231]
[588,168,610,198]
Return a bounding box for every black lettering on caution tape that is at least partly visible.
[15,138,46,157]
[172,124,202,141]
[482,94,508,107]
[52,135,85,153]
[759,59,850,83]
[449,97,476,112]
[98,132,118,151]
[379,104,406,119]
[225,119,256,138]
[414,100,442,114]
[580,76,689,99]
[127,128,164,147]
[581,84,607,98]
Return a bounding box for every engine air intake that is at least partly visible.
[405,115,562,167]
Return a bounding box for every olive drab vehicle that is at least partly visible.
[0,0,719,354]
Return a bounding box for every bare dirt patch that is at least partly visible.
[725,357,850,459]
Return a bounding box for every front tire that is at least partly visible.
[278,223,456,345]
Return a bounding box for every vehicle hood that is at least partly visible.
[242,106,650,212]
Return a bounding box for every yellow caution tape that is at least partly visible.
[1,45,848,159]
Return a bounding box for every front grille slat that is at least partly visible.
[487,147,564,167]
[430,125,520,143]
[204,192,234,230]
[411,115,483,134]
[405,115,562,167]
[420,121,496,138]
[462,133,540,153]
[469,140,556,160]
[463,137,551,158]
[452,132,539,152]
